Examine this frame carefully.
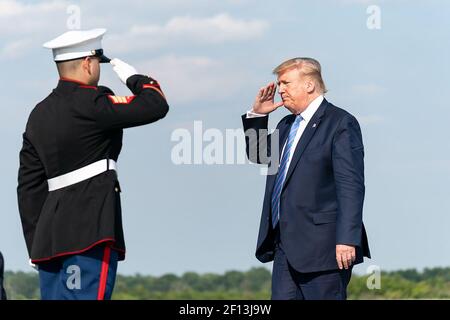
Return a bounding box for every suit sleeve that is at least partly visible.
[332,114,365,247]
[17,133,48,256]
[93,74,169,130]
[241,114,272,164]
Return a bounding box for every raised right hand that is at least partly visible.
[110,58,138,84]
[251,82,283,115]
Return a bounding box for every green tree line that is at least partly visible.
[3,267,450,300]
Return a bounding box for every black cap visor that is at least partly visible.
[92,49,110,63]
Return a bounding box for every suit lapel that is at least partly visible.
[282,99,329,189]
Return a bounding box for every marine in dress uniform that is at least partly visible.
[17,28,169,300]
[0,252,6,300]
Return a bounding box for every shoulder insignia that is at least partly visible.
[108,95,136,104]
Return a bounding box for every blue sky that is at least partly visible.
[1,0,449,276]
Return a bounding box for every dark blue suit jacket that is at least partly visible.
[242,98,370,273]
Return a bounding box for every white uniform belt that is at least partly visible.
[47,159,117,191]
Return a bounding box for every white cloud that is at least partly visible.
[333,0,408,5]
[0,0,68,17]
[0,2,269,63]
[0,0,23,16]
[334,0,384,4]
[106,13,269,53]
[150,13,269,43]
[135,55,250,104]
[0,0,69,36]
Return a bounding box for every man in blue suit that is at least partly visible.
[242,57,370,300]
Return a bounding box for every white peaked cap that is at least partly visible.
[43,28,110,62]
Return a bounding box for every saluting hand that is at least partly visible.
[336,244,356,270]
[110,58,138,84]
[252,82,283,115]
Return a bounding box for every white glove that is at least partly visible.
[29,259,38,271]
[110,58,138,84]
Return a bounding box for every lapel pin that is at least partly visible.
[312,123,317,128]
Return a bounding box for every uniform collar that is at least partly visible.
[56,77,98,91]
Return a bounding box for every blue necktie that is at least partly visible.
[271,115,303,228]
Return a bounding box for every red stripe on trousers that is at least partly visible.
[97,246,111,300]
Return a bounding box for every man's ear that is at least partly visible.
[305,78,316,94]
[81,57,92,75]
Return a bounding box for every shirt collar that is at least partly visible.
[300,95,324,122]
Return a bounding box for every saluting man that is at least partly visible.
[17,28,169,300]
[0,252,6,300]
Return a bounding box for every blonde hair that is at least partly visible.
[273,57,327,94]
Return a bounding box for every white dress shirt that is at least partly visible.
[246,95,324,170]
